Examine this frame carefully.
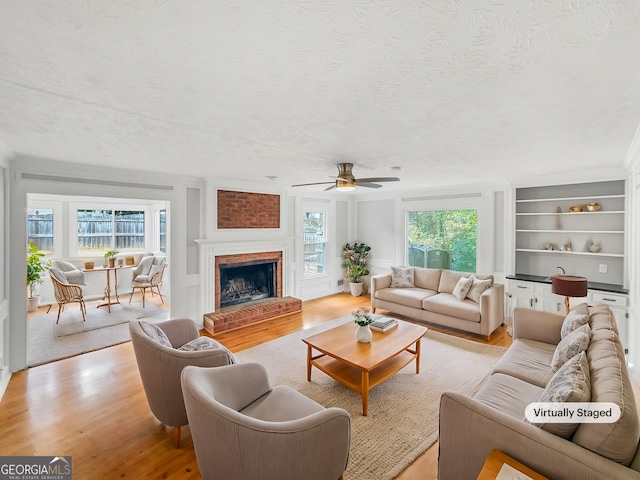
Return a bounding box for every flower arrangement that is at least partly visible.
[342,242,371,283]
[352,306,373,327]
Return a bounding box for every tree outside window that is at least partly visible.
[303,211,326,276]
[407,210,477,272]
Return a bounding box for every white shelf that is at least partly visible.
[516,194,624,203]
[514,180,626,285]
[516,229,624,234]
[516,249,624,258]
[516,211,624,216]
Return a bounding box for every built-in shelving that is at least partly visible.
[514,180,626,285]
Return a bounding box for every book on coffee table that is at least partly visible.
[370,318,398,332]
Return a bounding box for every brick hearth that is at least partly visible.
[203,296,302,334]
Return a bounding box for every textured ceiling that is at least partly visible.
[1,1,639,191]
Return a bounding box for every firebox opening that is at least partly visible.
[219,261,276,308]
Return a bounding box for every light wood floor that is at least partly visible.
[2,292,513,479]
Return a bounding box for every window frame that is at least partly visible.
[70,202,151,257]
[302,209,328,278]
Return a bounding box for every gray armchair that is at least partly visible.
[129,318,236,448]
[181,362,351,480]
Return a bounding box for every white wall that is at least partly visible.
[8,157,202,372]
[625,127,640,385]
[0,141,11,399]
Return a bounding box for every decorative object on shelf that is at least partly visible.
[561,242,572,252]
[539,243,560,251]
[103,249,120,268]
[27,240,49,312]
[569,206,583,212]
[126,256,135,266]
[353,306,374,343]
[589,240,602,253]
[587,203,601,212]
[84,261,94,270]
[551,275,588,314]
[554,206,563,229]
[342,242,371,296]
[117,259,124,267]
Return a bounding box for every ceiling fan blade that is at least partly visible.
[356,177,400,183]
[323,184,336,191]
[356,182,383,188]
[291,181,335,187]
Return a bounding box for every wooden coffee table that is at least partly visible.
[302,319,428,416]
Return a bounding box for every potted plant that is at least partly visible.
[342,242,371,296]
[104,249,120,268]
[27,240,49,312]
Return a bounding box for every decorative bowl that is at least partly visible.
[587,203,601,212]
[569,206,582,212]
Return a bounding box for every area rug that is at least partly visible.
[28,302,169,366]
[235,317,505,480]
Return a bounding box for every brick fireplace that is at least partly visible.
[198,241,301,334]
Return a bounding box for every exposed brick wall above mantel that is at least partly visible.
[217,190,280,229]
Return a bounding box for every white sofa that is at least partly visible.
[370,267,504,340]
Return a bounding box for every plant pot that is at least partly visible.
[349,282,364,297]
[108,258,116,268]
[27,295,40,312]
[355,325,372,343]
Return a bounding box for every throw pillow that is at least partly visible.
[535,351,591,438]
[560,304,590,339]
[63,270,87,286]
[49,267,69,285]
[551,323,591,371]
[149,264,163,281]
[179,337,226,352]
[452,275,473,301]
[390,266,415,288]
[139,321,172,347]
[466,275,492,303]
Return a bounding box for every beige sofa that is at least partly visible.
[370,267,504,340]
[439,304,640,479]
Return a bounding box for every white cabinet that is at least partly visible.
[515,180,625,285]
[508,279,629,350]
[510,280,566,313]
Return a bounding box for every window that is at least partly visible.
[77,209,145,255]
[159,209,166,253]
[407,209,477,272]
[303,211,326,276]
[28,208,54,255]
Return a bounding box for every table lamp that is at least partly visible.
[551,275,588,314]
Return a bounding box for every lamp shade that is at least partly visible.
[551,275,588,297]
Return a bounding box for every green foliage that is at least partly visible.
[342,242,371,282]
[407,210,477,272]
[27,240,49,297]
[103,249,120,259]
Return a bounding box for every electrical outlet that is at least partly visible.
[599,264,608,273]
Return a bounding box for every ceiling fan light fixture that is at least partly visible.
[335,179,356,191]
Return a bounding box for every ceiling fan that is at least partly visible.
[291,163,400,191]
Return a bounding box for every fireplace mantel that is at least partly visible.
[195,238,291,315]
